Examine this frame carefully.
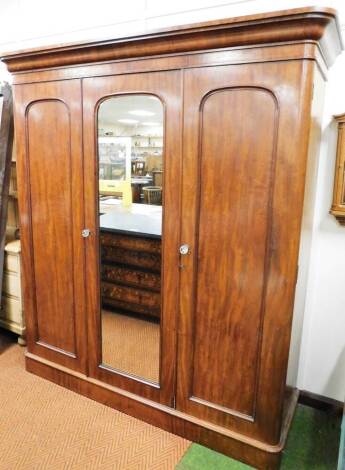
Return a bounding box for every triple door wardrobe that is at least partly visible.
[2,7,342,469]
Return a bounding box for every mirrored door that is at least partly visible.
[83,71,182,405]
[98,94,163,384]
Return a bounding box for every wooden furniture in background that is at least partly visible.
[0,83,14,314]
[0,84,24,344]
[152,170,163,187]
[3,7,343,469]
[331,113,345,225]
[100,232,161,319]
[130,176,152,203]
[0,240,25,344]
[99,203,162,319]
[0,141,25,344]
[146,156,162,173]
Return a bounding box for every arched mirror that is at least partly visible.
[97,94,164,384]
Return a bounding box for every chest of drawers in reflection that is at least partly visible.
[100,232,161,319]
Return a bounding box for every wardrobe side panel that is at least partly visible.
[287,65,325,387]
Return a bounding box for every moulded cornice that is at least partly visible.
[0,6,343,73]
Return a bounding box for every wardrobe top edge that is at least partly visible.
[1,6,343,73]
[334,112,345,122]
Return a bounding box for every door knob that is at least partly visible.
[179,244,190,255]
[82,228,91,238]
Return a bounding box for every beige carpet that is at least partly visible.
[102,310,160,383]
[0,332,190,470]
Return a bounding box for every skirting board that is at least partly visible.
[299,390,343,415]
[26,352,299,470]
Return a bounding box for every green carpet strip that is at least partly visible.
[176,404,341,469]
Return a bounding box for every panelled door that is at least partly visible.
[83,71,182,405]
[14,80,87,372]
[177,62,311,444]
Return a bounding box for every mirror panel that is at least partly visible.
[98,95,164,384]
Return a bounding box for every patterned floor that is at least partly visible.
[0,332,190,470]
[0,330,341,469]
[102,310,160,383]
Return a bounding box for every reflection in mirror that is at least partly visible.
[98,95,163,384]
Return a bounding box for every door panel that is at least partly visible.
[14,80,86,371]
[83,71,182,405]
[191,87,277,417]
[27,100,76,353]
[177,62,312,443]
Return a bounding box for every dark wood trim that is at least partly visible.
[1,7,342,72]
[299,390,344,415]
[26,352,298,470]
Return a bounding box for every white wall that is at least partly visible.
[0,0,344,401]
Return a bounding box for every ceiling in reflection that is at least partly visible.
[99,95,163,128]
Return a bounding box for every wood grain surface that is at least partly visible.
[9,7,342,468]
[13,80,87,372]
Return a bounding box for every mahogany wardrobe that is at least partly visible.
[2,7,342,469]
